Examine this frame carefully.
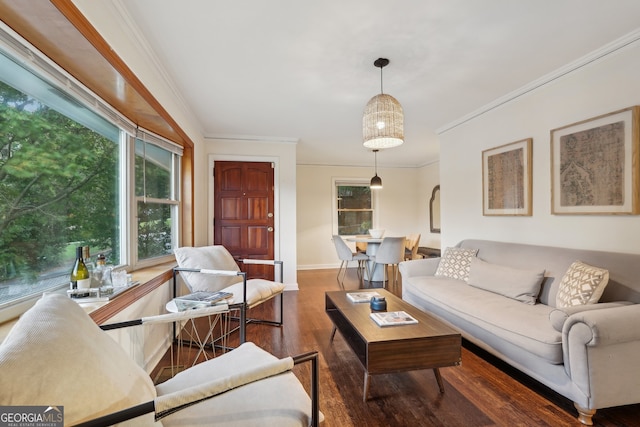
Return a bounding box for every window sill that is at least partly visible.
[0,261,177,340]
[89,261,177,325]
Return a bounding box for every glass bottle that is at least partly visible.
[70,246,91,290]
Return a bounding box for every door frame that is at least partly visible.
[208,154,280,261]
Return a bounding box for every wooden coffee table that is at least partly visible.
[325,289,461,401]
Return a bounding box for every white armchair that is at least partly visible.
[173,246,285,341]
[0,294,321,427]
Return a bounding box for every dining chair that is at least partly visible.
[404,233,421,260]
[370,236,406,290]
[332,235,370,289]
[355,235,368,254]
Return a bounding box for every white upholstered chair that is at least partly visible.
[332,235,370,289]
[0,293,320,426]
[173,246,285,338]
[370,237,406,289]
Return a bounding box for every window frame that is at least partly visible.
[332,178,377,236]
[133,134,181,268]
[0,23,181,318]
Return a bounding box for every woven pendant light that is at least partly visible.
[363,58,404,149]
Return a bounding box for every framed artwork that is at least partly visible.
[551,106,640,215]
[482,138,532,216]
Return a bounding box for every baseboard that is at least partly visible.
[297,263,343,270]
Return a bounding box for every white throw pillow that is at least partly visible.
[434,247,478,281]
[467,257,545,305]
[555,260,609,308]
[0,293,157,426]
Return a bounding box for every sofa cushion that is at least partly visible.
[555,260,609,308]
[403,276,562,364]
[435,247,478,281]
[467,257,545,305]
[0,293,158,426]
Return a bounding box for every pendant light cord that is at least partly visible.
[374,149,379,174]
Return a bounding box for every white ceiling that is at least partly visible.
[113,0,640,167]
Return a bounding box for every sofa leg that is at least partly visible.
[574,403,596,425]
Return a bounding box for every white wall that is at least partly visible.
[439,40,640,254]
[104,280,174,374]
[297,163,439,269]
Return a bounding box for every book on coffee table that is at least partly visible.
[370,310,418,327]
[347,291,381,303]
[174,291,233,311]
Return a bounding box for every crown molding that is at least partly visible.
[437,28,640,135]
[204,134,299,144]
[110,0,204,135]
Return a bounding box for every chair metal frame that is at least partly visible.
[173,259,284,350]
[89,316,319,427]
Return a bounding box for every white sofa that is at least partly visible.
[0,293,320,426]
[399,239,640,425]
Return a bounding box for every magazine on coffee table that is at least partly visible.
[370,310,418,327]
[347,291,381,303]
[174,291,233,311]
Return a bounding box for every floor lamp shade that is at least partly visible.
[363,93,404,149]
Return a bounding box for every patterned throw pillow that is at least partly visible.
[555,260,609,308]
[434,247,479,281]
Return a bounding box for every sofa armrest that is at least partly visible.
[399,258,440,279]
[549,301,633,332]
[563,304,640,408]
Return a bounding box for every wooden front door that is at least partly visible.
[213,161,275,280]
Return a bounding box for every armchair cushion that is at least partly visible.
[0,293,157,426]
[157,342,322,426]
[225,279,285,308]
[175,246,242,292]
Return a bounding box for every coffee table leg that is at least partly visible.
[330,325,337,342]
[363,372,370,402]
[433,368,445,393]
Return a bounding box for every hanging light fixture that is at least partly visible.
[363,58,404,149]
[370,149,383,189]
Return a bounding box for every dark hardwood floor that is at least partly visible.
[152,268,640,426]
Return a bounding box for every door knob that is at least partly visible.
[268,227,274,232]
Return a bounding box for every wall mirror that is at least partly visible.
[430,185,441,233]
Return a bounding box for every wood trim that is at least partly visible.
[49,0,194,149]
[181,146,195,246]
[0,2,197,307]
[89,267,174,325]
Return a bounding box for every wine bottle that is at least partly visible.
[70,246,91,290]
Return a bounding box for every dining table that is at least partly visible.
[346,236,385,285]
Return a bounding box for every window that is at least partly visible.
[335,181,374,235]
[135,137,180,262]
[0,30,181,312]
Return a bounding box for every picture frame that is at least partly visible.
[551,106,640,215]
[482,138,532,216]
